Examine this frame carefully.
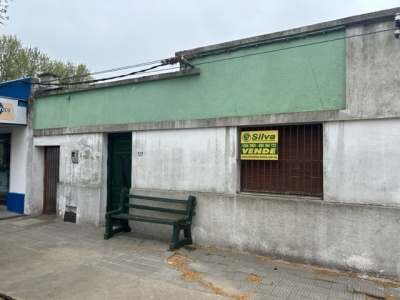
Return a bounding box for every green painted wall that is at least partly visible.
[34,30,345,129]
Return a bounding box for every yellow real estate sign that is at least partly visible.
[240,130,278,160]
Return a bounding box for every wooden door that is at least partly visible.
[107,133,132,212]
[44,146,60,213]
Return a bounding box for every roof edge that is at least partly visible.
[34,68,201,97]
[176,7,400,56]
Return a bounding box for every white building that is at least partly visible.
[29,9,400,279]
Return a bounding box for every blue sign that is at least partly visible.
[0,77,32,101]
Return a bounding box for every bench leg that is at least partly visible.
[105,218,131,240]
[170,225,181,251]
[183,224,192,244]
[169,223,193,251]
[121,220,131,232]
[104,217,114,239]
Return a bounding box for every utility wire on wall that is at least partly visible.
[37,26,400,86]
[39,63,166,86]
[193,27,396,66]
[60,59,167,81]
[35,56,193,86]
[0,26,396,91]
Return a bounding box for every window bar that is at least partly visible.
[280,126,283,194]
[303,125,306,196]
[311,124,314,195]
[276,126,279,193]
[288,126,290,194]
[319,124,322,196]
[295,125,298,195]
[240,124,323,196]
[257,158,260,192]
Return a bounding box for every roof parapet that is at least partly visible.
[177,7,400,57]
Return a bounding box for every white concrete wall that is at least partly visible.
[25,143,44,215]
[58,133,107,225]
[58,134,103,186]
[32,134,107,225]
[9,127,28,194]
[132,127,237,194]
[324,119,400,206]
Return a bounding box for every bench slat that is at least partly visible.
[104,189,196,251]
[128,194,188,204]
[125,204,187,215]
[111,213,185,225]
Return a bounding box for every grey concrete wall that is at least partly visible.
[133,188,400,280]
[57,184,102,225]
[324,119,400,206]
[128,117,400,279]
[345,20,400,119]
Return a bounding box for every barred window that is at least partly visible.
[240,124,323,197]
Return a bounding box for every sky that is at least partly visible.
[1,1,400,78]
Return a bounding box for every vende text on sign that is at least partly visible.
[240,130,278,160]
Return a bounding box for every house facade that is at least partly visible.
[30,8,400,279]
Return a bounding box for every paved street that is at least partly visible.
[0,214,399,300]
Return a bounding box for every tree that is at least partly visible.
[0,34,93,85]
[0,0,10,26]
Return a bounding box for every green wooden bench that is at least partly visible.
[104,188,196,251]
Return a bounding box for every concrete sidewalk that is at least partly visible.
[0,205,23,220]
[0,215,399,300]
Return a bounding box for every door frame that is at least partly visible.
[0,133,10,206]
[106,132,132,212]
[43,146,60,213]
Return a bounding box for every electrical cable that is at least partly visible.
[193,27,396,66]
[131,66,180,75]
[52,26,400,85]
[38,63,167,86]
[61,59,165,81]
[38,56,189,86]
[0,26,396,89]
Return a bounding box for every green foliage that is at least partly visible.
[0,34,93,85]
